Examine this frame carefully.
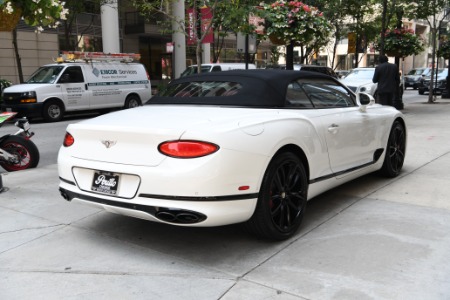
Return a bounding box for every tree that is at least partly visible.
[405,0,450,103]
[0,0,68,82]
[259,0,332,70]
[340,0,379,68]
[59,0,99,51]
[312,0,348,69]
[210,0,261,63]
[132,0,220,73]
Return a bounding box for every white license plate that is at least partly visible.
[91,171,120,195]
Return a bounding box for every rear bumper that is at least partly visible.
[58,184,258,227]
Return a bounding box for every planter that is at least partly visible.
[0,9,21,31]
[385,50,404,58]
[269,34,286,46]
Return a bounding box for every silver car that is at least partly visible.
[340,68,378,98]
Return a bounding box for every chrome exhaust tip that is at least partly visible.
[155,209,206,224]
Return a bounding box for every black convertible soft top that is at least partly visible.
[149,69,339,107]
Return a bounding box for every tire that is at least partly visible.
[380,121,406,178]
[418,90,424,95]
[0,135,40,172]
[43,100,64,122]
[245,152,308,240]
[124,95,141,109]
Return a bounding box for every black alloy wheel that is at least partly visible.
[380,121,406,178]
[245,152,308,240]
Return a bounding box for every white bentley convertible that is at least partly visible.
[58,70,406,240]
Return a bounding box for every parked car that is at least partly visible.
[265,64,339,78]
[340,67,378,97]
[336,70,350,78]
[58,69,407,240]
[180,63,256,77]
[404,67,430,90]
[418,69,448,95]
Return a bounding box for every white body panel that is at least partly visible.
[58,103,403,227]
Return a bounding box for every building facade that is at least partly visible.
[0,4,448,86]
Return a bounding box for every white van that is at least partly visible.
[1,52,152,122]
[180,63,256,77]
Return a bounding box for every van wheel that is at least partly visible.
[124,95,141,109]
[43,100,64,122]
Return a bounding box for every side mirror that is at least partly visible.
[357,92,375,112]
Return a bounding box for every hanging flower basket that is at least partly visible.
[260,0,331,47]
[0,0,68,33]
[0,8,21,31]
[376,28,424,58]
[385,50,402,57]
[269,34,286,46]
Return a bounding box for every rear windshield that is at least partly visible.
[159,81,242,98]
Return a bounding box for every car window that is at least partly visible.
[211,66,221,72]
[286,81,314,108]
[58,66,84,83]
[295,78,355,108]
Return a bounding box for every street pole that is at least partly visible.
[245,34,249,70]
[171,0,186,79]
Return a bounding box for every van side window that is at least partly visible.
[211,66,221,72]
[59,66,84,83]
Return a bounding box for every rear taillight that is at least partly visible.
[158,141,219,158]
[63,132,74,147]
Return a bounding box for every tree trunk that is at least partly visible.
[428,28,437,103]
[331,24,340,69]
[12,28,24,83]
[446,62,450,98]
[379,0,388,56]
[394,9,404,110]
[286,41,294,70]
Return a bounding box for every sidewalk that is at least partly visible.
[1,97,450,299]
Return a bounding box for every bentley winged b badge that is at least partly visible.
[101,140,117,148]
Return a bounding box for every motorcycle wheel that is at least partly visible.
[0,135,40,172]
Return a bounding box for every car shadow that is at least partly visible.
[71,172,390,271]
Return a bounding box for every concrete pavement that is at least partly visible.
[1,93,450,299]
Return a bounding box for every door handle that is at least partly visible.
[328,123,339,133]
